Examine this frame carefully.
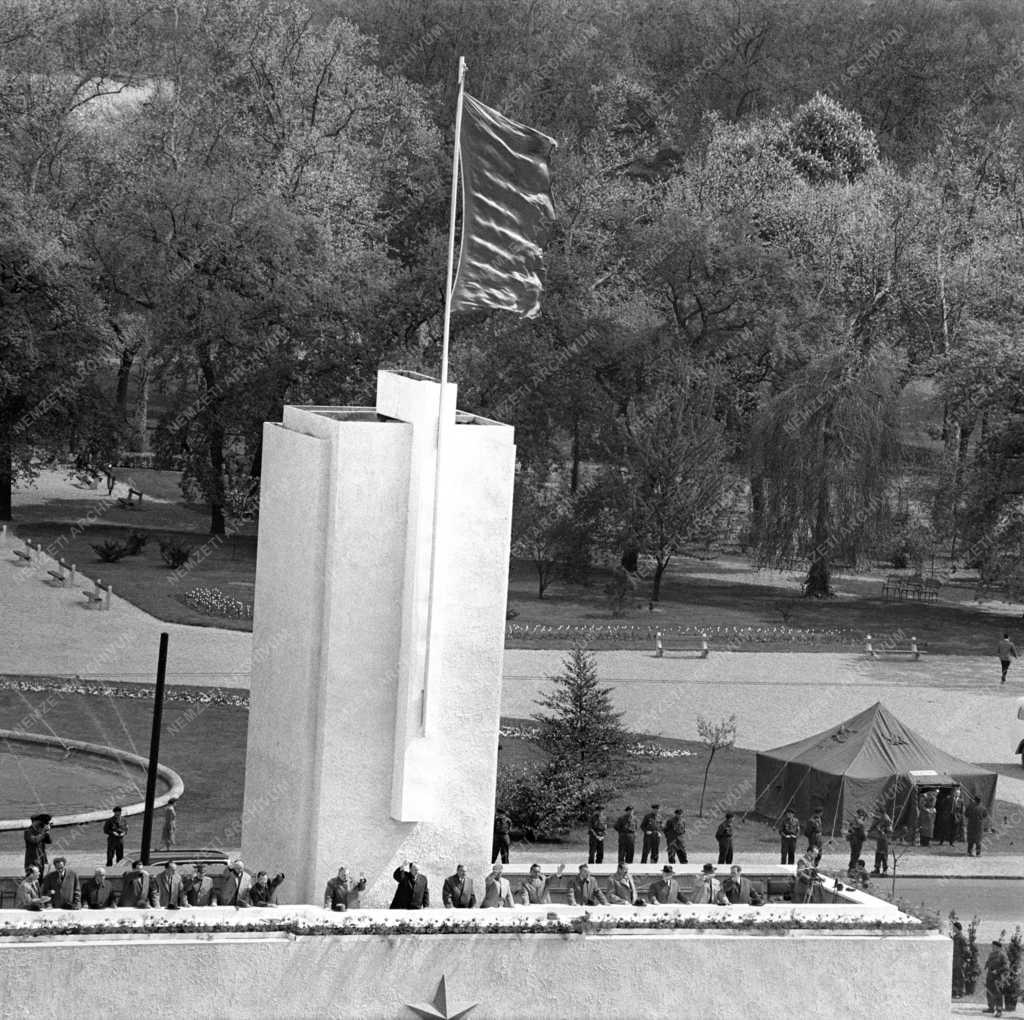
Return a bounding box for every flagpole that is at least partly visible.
[420,55,466,735]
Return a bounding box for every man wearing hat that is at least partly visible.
[640,803,664,864]
[985,939,1009,1015]
[103,806,127,867]
[41,856,80,909]
[613,806,638,864]
[715,812,734,865]
[690,864,728,905]
[23,814,51,874]
[647,865,688,905]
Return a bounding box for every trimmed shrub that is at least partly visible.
[91,540,129,563]
[159,537,193,569]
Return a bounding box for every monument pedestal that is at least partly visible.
[240,370,516,905]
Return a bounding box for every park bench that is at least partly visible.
[653,631,709,659]
[117,487,144,510]
[12,546,32,565]
[46,560,75,587]
[82,581,111,610]
[865,634,921,660]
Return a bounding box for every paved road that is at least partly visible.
[895,877,1024,944]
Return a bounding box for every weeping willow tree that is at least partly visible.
[751,344,905,596]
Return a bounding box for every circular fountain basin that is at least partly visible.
[0,730,183,830]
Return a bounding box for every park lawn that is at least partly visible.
[2,690,1022,868]
[0,688,247,854]
[11,508,1022,652]
[15,522,257,632]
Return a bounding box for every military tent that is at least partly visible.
[754,702,997,837]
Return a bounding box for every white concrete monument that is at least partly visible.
[240,370,516,906]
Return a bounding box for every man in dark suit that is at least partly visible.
[120,860,159,908]
[391,861,429,909]
[23,814,51,874]
[250,870,285,906]
[647,865,688,905]
[103,807,128,867]
[154,862,187,909]
[722,865,763,906]
[41,857,80,909]
[567,864,607,906]
[442,864,477,908]
[82,866,118,909]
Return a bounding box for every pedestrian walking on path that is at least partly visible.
[998,633,1018,684]
[160,798,177,852]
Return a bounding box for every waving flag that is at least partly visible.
[451,94,557,319]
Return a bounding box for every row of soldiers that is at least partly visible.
[14,857,284,910]
[492,804,733,866]
[493,794,991,873]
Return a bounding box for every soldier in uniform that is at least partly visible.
[664,808,687,864]
[23,814,51,875]
[614,805,638,864]
[804,809,824,856]
[951,921,967,999]
[918,789,937,846]
[845,808,868,870]
[777,810,800,865]
[985,939,1009,1015]
[491,808,512,864]
[640,803,663,864]
[966,795,989,857]
[103,807,128,868]
[588,807,607,864]
[869,811,892,876]
[715,812,734,865]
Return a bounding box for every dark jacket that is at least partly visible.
[722,875,763,906]
[82,877,118,909]
[102,815,127,842]
[715,819,733,842]
[324,875,366,911]
[390,868,429,909]
[41,867,80,909]
[778,813,800,838]
[966,801,988,840]
[23,824,51,872]
[120,869,159,908]
[250,873,285,907]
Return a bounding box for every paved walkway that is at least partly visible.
[4,529,1024,800]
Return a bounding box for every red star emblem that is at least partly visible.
[406,975,477,1020]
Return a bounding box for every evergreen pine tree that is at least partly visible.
[532,644,632,819]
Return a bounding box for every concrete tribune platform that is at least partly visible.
[0,904,948,1020]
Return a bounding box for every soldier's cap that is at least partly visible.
[661,865,674,874]
[651,803,660,809]
[701,864,715,874]
[625,805,633,811]
[993,940,1003,946]
[674,808,683,814]
[30,813,51,824]
[725,812,734,818]
[952,921,962,930]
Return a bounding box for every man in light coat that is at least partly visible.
[221,859,254,907]
[154,862,187,909]
[690,864,729,905]
[606,863,640,905]
[481,863,514,907]
[14,866,49,910]
[517,863,564,904]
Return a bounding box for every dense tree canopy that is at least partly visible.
[2,0,1023,592]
